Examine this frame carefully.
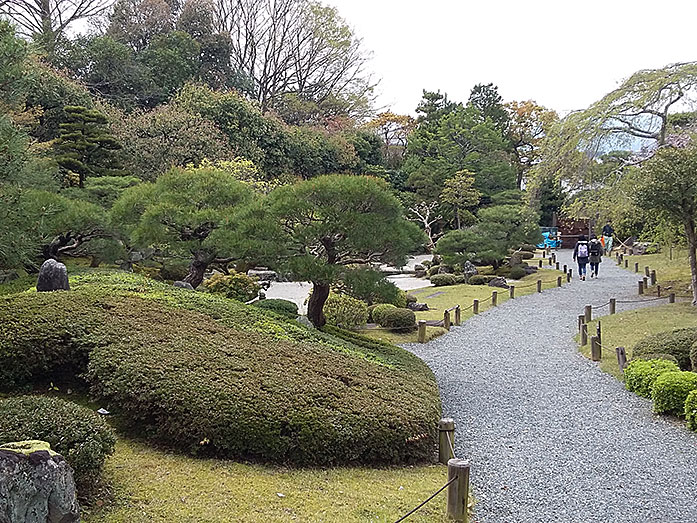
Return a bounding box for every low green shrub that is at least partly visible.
[632,353,679,365]
[468,275,495,285]
[160,261,190,282]
[378,308,416,332]
[405,294,417,305]
[686,390,697,431]
[0,396,116,487]
[253,299,298,318]
[430,274,457,286]
[651,371,697,416]
[623,359,680,398]
[323,294,368,329]
[508,266,527,280]
[691,342,697,371]
[632,327,697,370]
[521,252,534,260]
[371,303,398,325]
[421,260,431,268]
[427,265,440,277]
[203,272,261,302]
[520,244,536,252]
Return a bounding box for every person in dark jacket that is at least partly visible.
[602,221,614,255]
[589,234,603,278]
[573,235,589,281]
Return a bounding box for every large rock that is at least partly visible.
[414,264,427,278]
[247,268,279,282]
[462,261,478,282]
[407,302,429,311]
[36,260,69,292]
[509,251,524,267]
[488,276,509,289]
[0,441,79,523]
[173,281,194,291]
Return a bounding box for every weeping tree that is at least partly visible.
[111,164,253,287]
[231,175,423,327]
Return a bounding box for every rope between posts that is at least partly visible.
[393,475,458,523]
[446,431,457,459]
[616,296,669,304]
[591,301,611,310]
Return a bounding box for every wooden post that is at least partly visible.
[580,323,588,346]
[557,276,562,287]
[444,310,451,331]
[536,279,542,293]
[509,285,515,299]
[656,285,661,298]
[638,281,644,295]
[597,321,602,346]
[556,261,560,270]
[616,346,627,371]
[538,259,543,268]
[643,276,648,289]
[644,266,650,277]
[438,418,455,464]
[472,300,479,314]
[670,245,673,260]
[567,269,573,282]
[454,305,461,326]
[578,314,585,332]
[417,320,427,343]
[670,293,676,304]
[548,257,552,266]
[615,253,620,264]
[447,459,470,522]
[624,259,628,268]
[563,264,568,273]
[650,270,657,286]
[491,291,498,307]
[609,298,616,315]
[590,336,601,362]
[634,262,639,273]
[584,304,592,322]
[543,250,546,258]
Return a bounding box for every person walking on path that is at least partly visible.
[602,221,614,255]
[573,235,589,280]
[589,234,603,278]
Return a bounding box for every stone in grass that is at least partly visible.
[488,276,509,289]
[408,302,429,311]
[462,261,478,282]
[36,259,70,292]
[173,281,195,291]
[0,440,80,523]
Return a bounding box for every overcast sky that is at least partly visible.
[325,0,697,116]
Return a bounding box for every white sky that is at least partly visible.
[326,0,697,116]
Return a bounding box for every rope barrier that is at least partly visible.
[393,475,458,523]
[591,301,611,310]
[446,431,457,459]
[615,296,668,304]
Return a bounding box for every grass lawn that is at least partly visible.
[83,439,454,523]
[578,302,697,380]
[618,249,693,297]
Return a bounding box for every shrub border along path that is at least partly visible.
[405,250,697,522]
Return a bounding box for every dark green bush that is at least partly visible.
[379,307,416,331]
[371,303,398,325]
[521,252,534,260]
[632,328,697,370]
[624,359,680,398]
[405,294,417,305]
[632,353,679,365]
[691,342,697,371]
[421,260,432,268]
[323,294,368,329]
[686,390,697,431]
[468,275,495,285]
[508,266,527,280]
[520,244,536,252]
[0,396,116,487]
[427,265,441,277]
[203,272,261,302]
[253,299,298,318]
[430,274,457,286]
[651,371,697,416]
[159,261,190,282]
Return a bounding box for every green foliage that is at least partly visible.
[378,307,416,332]
[521,251,534,260]
[429,274,457,286]
[651,371,697,416]
[632,353,680,365]
[519,244,536,252]
[333,268,403,306]
[252,299,298,318]
[686,390,697,431]
[623,359,680,398]
[632,328,697,371]
[0,396,116,487]
[508,266,527,280]
[323,294,369,329]
[203,272,261,302]
[371,304,398,325]
[692,342,697,371]
[468,275,494,285]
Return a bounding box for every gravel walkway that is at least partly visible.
[405,250,697,522]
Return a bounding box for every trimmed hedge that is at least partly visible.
[468,275,495,285]
[378,307,416,331]
[430,274,457,286]
[323,294,368,328]
[651,371,697,416]
[0,396,116,487]
[631,353,679,365]
[508,266,527,280]
[624,359,680,398]
[686,390,697,431]
[253,299,298,318]
[521,252,534,260]
[371,303,398,325]
[203,272,261,302]
[427,265,441,277]
[632,327,697,371]
[0,272,440,465]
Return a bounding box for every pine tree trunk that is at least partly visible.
[183,251,214,289]
[307,281,330,327]
[684,219,697,306]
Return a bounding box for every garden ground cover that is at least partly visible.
[619,249,693,297]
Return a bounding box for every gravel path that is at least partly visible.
[405,250,697,522]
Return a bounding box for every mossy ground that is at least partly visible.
[618,249,693,297]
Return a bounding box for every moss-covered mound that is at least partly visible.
[0,272,440,465]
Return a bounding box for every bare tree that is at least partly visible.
[1,0,113,52]
[408,200,442,252]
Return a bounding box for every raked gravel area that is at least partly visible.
[404,250,697,523]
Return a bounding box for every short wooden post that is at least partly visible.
[472,300,479,314]
[444,310,451,331]
[538,259,543,268]
[438,418,455,464]
[578,314,585,332]
[447,459,470,522]
[616,346,627,371]
[643,276,648,289]
[609,298,616,315]
[454,305,461,326]
[580,323,588,346]
[644,266,650,277]
[597,321,602,346]
[615,253,620,264]
[557,276,562,287]
[638,281,644,295]
[634,262,639,273]
[563,264,568,273]
[509,285,515,299]
[536,279,542,293]
[548,257,552,266]
[590,336,601,361]
[584,304,592,323]
[556,261,560,270]
[624,259,628,268]
[670,245,674,260]
[656,285,661,298]
[491,291,498,306]
[417,320,427,343]
[567,269,573,282]
[650,270,657,286]
[669,293,676,304]
[543,250,546,258]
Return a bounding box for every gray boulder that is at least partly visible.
[509,251,523,267]
[407,302,429,311]
[0,441,80,523]
[173,281,195,291]
[414,264,427,278]
[488,276,509,289]
[462,261,478,282]
[248,268,279,282]
[36,260,69,292]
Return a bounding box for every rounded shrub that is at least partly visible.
[651,371,697,416]
[378,307,416,332]
[624,359,680,398]
[323,294,368,329]
[405,293,417,305]
[685,390,697,431]
[371,303,398,325]
[521,252,534,260]
[430,274,457,287]
[253,299,298,318]
[0,396,116,487]
[203,272,261,302]
[520,244,536,252]
[691,341,697,371]
[632,328,697,370]
[508,266,527,280]
[631,353,679,365]
[468,275,495,285]
[427,265,441,277]
[160,261,190,282]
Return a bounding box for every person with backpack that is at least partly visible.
[589,235,603,278]
[573,235,590,281]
